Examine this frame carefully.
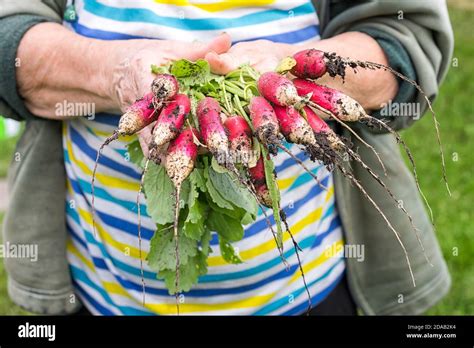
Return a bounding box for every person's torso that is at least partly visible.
[63,0,345,315]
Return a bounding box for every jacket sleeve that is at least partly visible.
[0,0,79,315]
[0,0,66,121]
[315,0,454,131]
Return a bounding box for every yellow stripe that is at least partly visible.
[147,293,274,314]
[91,128,136,144]
[325,186,334,202]
[289,239,343,283]
[77,208,147,260]
[68,241,132,298]
[207,186,333,266]
[153,0,275,12]
[64,124,139,191]
[68,240,95,270]
[148,239,342,314]
[277,176,295,190]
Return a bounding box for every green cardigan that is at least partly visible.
[0,0,453,315]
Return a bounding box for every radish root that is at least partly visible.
[91,131,120,236]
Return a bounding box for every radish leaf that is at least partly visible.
[219,237,243,264]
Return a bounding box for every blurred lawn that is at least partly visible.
[0,137,17,178]
[0,4,472,315]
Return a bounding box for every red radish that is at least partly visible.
[250,97,329,189]
[165,127,199,314]
[224,115,253,166]
[273,105,316,146]
[153,93,190,147]
[92,75,180,236]
[117,92,157,135]
[249,96,280,148]
[257,72,300,106]
[285,49,449,194]
[304,106,344,151]
[248,155,272,208]
[165,128,199,187]
[290,49,328,79]
[151,74,179,101]
[304,106,331,133]
[293,79,364,121]
[197,97,230,164]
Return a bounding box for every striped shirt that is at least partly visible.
[63,0,345,315]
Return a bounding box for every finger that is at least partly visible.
[205,51,237,75]
[254,56,280,73]
[186,33,232,60]
[207,32,232,55]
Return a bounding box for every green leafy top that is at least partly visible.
[143,156,257,294]
[134,60,273,295]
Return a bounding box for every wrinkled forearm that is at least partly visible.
[16,22,124,119]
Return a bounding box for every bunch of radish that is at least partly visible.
[89,49,449,315]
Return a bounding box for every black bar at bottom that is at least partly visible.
[0,315,472,346]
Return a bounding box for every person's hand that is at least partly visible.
[107,33,232,114]
[205,39,294,74]
[205,33,397,112]
[104,33,232,157]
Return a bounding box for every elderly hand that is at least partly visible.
[205,39,295,74]
[105,33,232,157]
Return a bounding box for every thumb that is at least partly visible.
[186,33,232,60]
[206,32,232,54]
[205,51,238,75]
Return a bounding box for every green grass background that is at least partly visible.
[0,3,472,315]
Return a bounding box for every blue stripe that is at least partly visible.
[72,19,318,44]
[202,214,341,283]
[92,113,121,127]
[275,150,308,173]
[68,201,341,296]
[210,174,330,245]
[281,270,345,315]
[69,125,140,179]
[67,200,154,241]
[74,281,114,315]
[68,225,88,250]
[71,266,151,315]
[65,162,330,244]
[83,0,315,30]
[254,261,344,315]
[71,21,154,40]
[67,175,149,217]
[236,25,319,44]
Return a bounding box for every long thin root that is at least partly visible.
[173,186,181,315]
[362,115,435,228]
[275,143,329,191]
[308,103,387,176]
[336,56,450,194]
[280,210,312,315]
[136,157,151,307]
[337,164,416,287]
[344,145,432,266]
[91,130,120,236]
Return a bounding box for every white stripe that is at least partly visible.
[270,259,345,315]
[90,0,313,19]
[76,8,318,42]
